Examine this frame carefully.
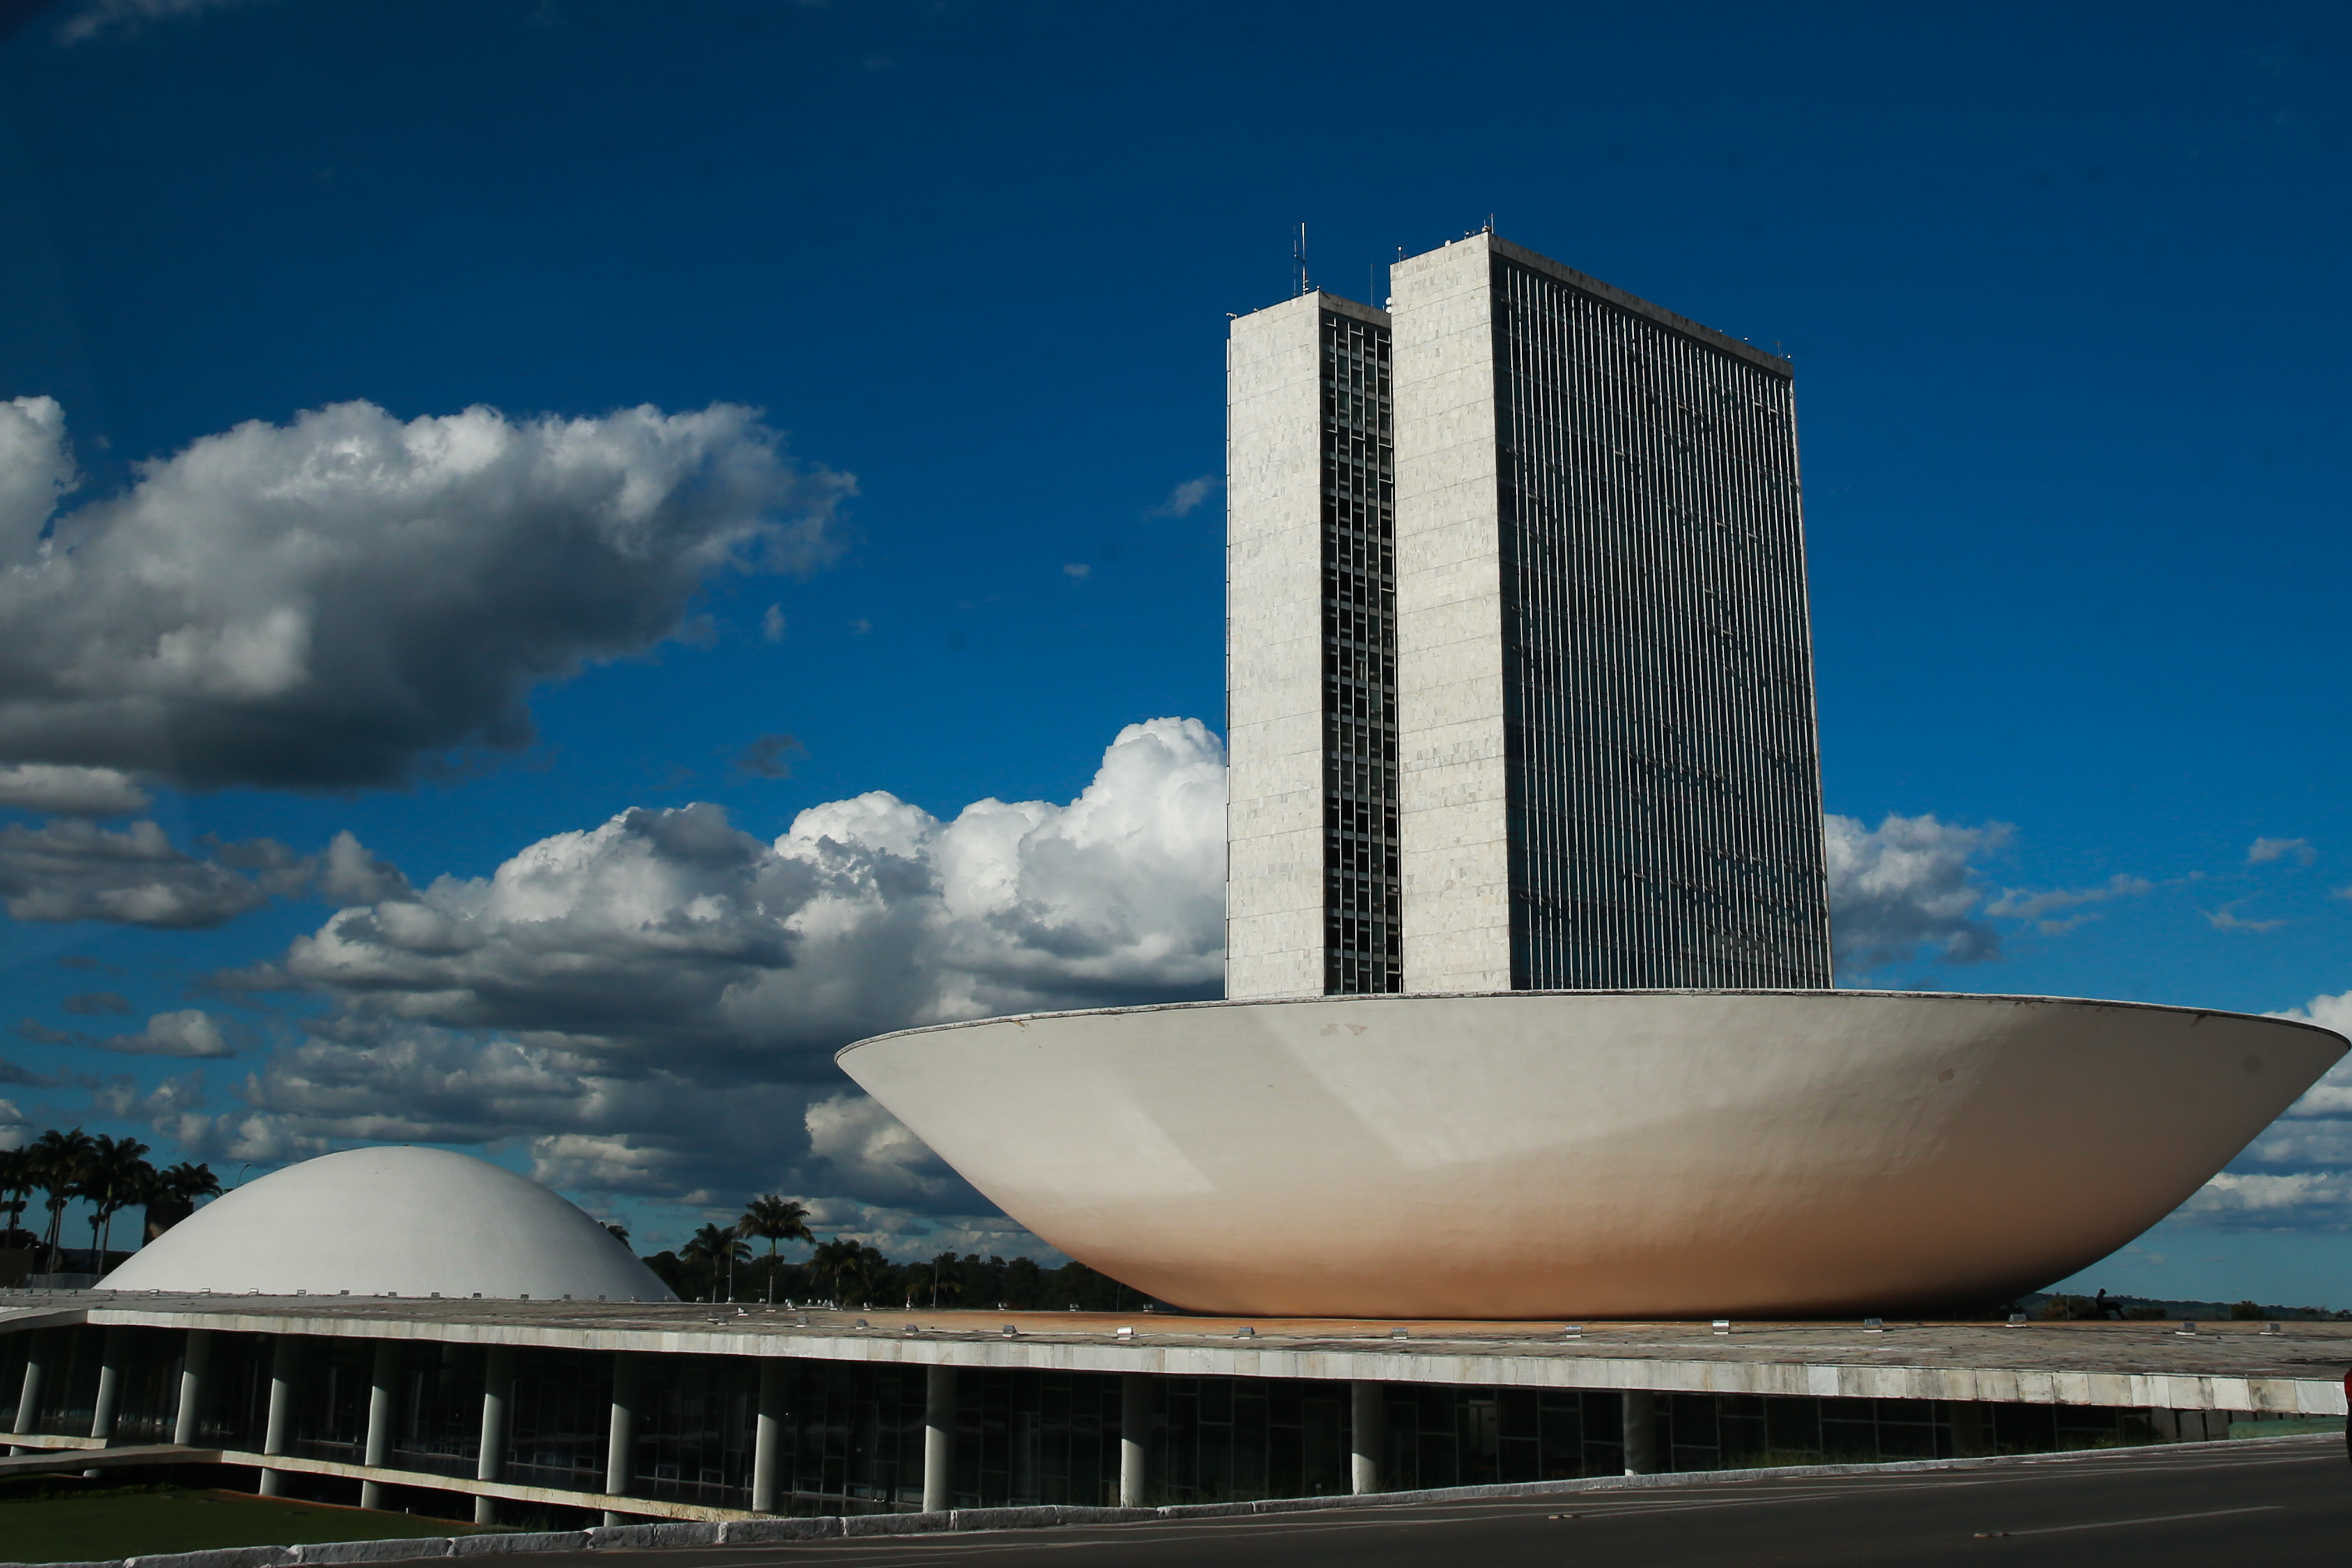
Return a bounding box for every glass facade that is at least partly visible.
[388,1340,485,1478]
[105,1326,187,1445]
[1378,1385,1623,1490]
[0,1323,2210,1514]
[1488,255,1833,989]
[1320,305,1401,995]
[288,1336,376,1461]
[949,1366,1122,1510]
[192,1331,274,1450]
[632,1352,761,1509]
[505,1347,610,1493]
[1147,1373,1350,1503]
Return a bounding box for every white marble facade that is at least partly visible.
[1225,295,1334,1000]
[1388,237,1514,992]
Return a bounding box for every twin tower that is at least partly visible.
[1226,231,1834,1000]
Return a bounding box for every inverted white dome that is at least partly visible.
[102,1146,676,1301]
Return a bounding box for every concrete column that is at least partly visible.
[359,1340,398,1510]
[474,1346,512,1527]
[601,1351,637,1527]
[1117,1373,1150,1508]
[90,1325,129,1445]
[751,1359,784,1514]
[1349,1380,1384,1495]
[11,1332,48,1455]
[1621,1391,1661,1476]
[922,1365,955,1515]
[257,1334,299,1497]
[172,1328,211,1447]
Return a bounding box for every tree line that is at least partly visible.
[0,1134,1132,1311]
[0,1126,223,1272]
[635,1193,1139,1311]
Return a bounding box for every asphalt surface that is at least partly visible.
[546,1436,2352,1568]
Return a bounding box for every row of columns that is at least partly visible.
[8,1334,1643,1510]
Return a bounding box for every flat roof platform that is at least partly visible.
[8,1294,2348,1417]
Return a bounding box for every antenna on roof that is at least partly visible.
[1294,222,1311,298]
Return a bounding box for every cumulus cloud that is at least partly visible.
[0,818,278,928]
[181,720,1226,1215]
[0,399,848,790]
[90,1009,237,1058]
[804,1092,960,1205]
[1824,812,2007,973]
[313,830,414,906]
[245,716,1225,1054]
[0,764,152,817]
[0,817,413,930]
[2248,836,2316,866]
[0,1100,26,1151]
[0,398,76,562]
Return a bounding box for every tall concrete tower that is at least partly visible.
[1225,292,1400,1000]
[1226,233,1832,1000]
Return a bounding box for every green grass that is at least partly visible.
[0,1481,479,1565]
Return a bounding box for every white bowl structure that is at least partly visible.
[840,991,2345,1320]
[100,1146,676,1302]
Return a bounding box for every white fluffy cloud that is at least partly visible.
[177,719,1226,1222]
[312,830,414,906]
[0,398,77,564]
[0,399,847,789]
[0,764,152,816]
[90,1010,237,1059]
[1823,812,2008,973]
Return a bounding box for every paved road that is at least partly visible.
[557,1437,2351,1568]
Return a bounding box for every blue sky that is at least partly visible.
[1,0,2347,1304]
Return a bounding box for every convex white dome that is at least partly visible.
[102,1146,676,1301]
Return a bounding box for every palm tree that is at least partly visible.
[29,1127,96,1271]
[842,1249,888,1309]
[680,1222,750,1302]
[0,1147,34,1246]
[146,1163,221,1240]
[808,1237,864,1305]
[737,1195,813,1257]
[736,1195,813,1303]
[81,1135,154,1265]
